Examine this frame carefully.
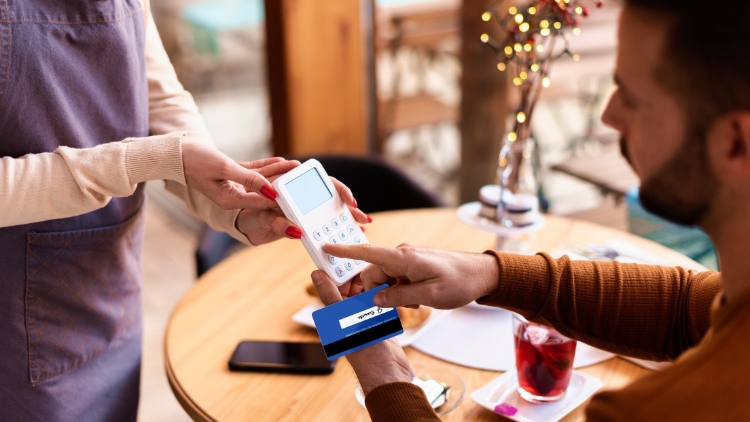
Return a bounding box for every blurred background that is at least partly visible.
[137,0,660,420]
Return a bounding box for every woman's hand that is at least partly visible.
[232,157,370,245]
[310,270,412,395]
[323,243,500,310]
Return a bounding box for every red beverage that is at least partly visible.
[513,315,577,402]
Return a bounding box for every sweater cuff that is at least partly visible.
[125,132,185,185]
[365,382,440,422]
[475,251,553,317]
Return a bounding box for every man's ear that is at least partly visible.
[707,112,750,182]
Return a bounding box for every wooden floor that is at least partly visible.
[138,203,196,422]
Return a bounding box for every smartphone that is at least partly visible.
[228,341,336,374]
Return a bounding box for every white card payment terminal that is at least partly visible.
[272,159,370,286]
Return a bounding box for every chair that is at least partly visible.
[194,155,446,277]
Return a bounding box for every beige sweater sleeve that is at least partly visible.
[0,133,184,228]
[143,0,250,245]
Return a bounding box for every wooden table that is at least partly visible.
[165,209,703,421]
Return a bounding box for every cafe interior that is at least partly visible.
[135,0,718,420]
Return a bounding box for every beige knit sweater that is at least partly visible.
[0,0,250,244]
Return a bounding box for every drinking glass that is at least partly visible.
[512,313,577,403]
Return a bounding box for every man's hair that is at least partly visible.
[626,0,750,130]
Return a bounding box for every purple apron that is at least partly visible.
[0,1,149,420]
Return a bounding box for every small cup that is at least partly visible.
[512,314,577,403]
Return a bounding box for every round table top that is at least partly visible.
[165,209,703,421]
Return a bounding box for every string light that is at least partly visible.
[537,44,545,52]
[513,77,523,86]
[497,62,506,71]
[514,14,524,24]
[528,6,537,15]
[508,132,518,142]
[554,21,562,29]
[573,27,581,35]
[482,11,492,21]
[516,112,527,123]
[542,77,551,88]
[504,46,513,56]
[480,33,490,43]
[540,28,551,36]
[514,43,523,52]
[508,6,517,15]
[540,20,550,29]
[573,53,581,61]
[524,43,532,52]
[520,71,528,80]
[519,22,530,32]
[531,63,540,72]
[575,6,583,14]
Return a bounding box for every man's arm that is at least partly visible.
[478,252,721,361]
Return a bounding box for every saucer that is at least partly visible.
[470,369,603,422]
[456,202,546,236]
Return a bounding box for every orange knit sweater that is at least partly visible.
[363,252,748,421]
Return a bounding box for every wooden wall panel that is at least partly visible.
[266,0,374,156]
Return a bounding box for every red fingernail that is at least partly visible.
[367,215,373,223]
[360,226,366,232]
[353,198,358,208]
[286,226,302,239]
[260,185,277,201]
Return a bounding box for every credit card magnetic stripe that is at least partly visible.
[312,284,403,360]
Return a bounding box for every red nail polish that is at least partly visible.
[286,226,302,239]
[367,215,373,223]
[260,185,277,201]
[360,226,366,233]
[353,198,358,208]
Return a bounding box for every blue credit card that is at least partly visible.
[312,284,404,360]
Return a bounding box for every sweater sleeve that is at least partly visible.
[142,0,251,245]
[0,133,184,228]
[365,382,440,422]
[476,252,721,361]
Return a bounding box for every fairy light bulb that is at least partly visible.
[542,77,551,87]
[514,14,524,24]
[497,62,506,71]
[508,132,518,142]
[573,53,581,61]
[517,112,527,123]
[509,6,517,14]
[482,11,491,21]
[540,20,550,29]
[554,21,562,29]
[531,63,539,72]
[513,77,523,86]
[519,22,530,32]
[528,6,537,15]
[523,43,532,52]
[537,44,545,52]
[480,33,490,43]
[540,28,551,36]
[575,6,583,14]
[573,27,581,35]
[514,43,523,52]
[519,71,528,80]
[504,46,513,56]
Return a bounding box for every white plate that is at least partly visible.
[291,301,451,347]
[471,369,603,422]
[456,202,546,236]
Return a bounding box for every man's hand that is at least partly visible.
[311,270,412,395]
[323,243,500,310]
[182,142,288,211]
[232,157,371,246]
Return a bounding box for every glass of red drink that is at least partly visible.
[512,313,577,403]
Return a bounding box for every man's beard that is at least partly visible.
[621,131,717,226]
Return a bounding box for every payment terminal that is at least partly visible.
[273,159,371,286]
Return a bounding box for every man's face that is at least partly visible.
[601,6,716,226]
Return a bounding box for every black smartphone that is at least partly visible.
[228,341,336,374]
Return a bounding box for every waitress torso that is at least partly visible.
[0,1,150,420]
